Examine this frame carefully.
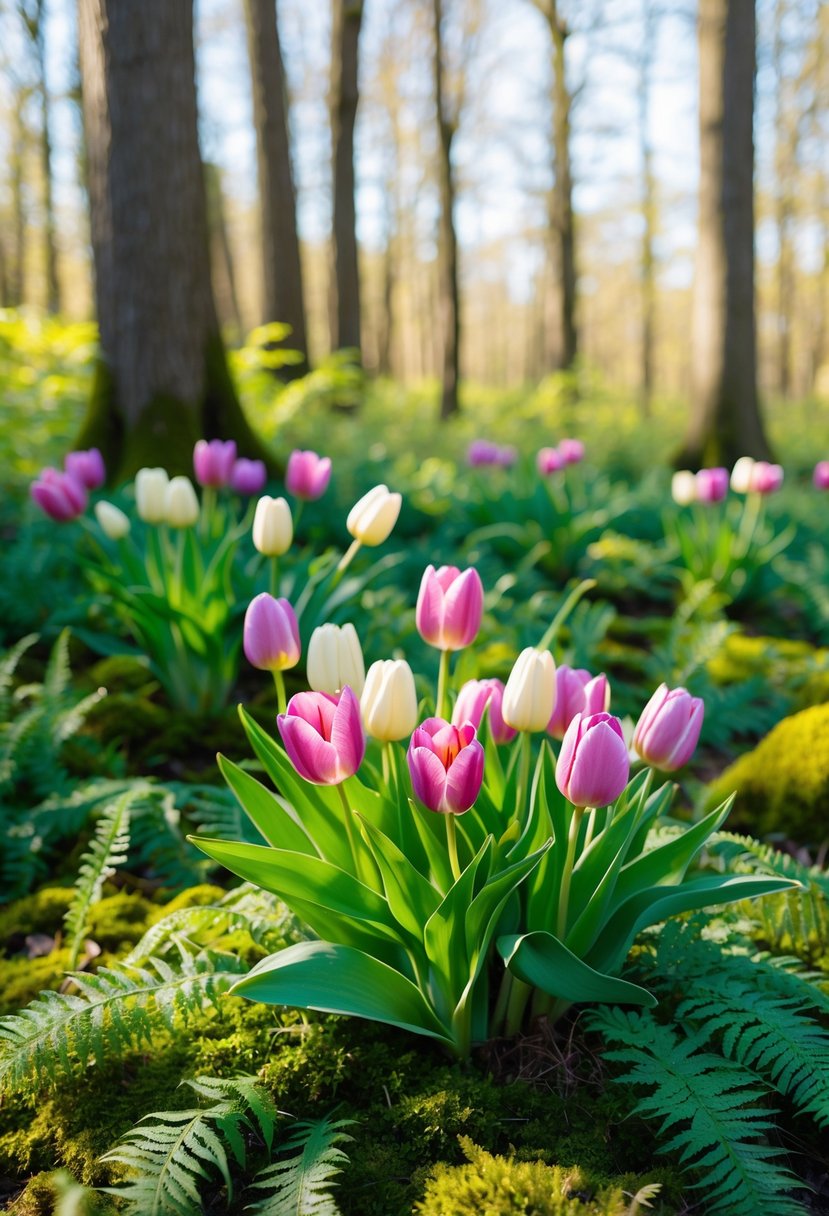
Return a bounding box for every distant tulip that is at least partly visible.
[558,438,585,465]
[307,623,366,697]
[556,712,630,808]
[730,456,756,494]
[65,448,105,490]
[361,659,419,742]
[467,439,501,467]
[750,461,784,495]
[416,565,484,651]
[451,678,516,745]
[502,647,556,733]
[31,468,88,521]
[94,500,130,540]
[496,445,517,468]
[135,467,170,524]
[230,458,267,496]
[243,593,301,673]
[633,683,704,771]
[285,449,332,501]
[165,476,200,528]
[193,439,237,488]
[346,484,402,546]
[407,718,485,815]
[814,461,829,490]
[671,470,697,506]
[537,447,565,475]
[252,495,293,556]
[278,686,365,785]
[695,467,729,504]
[547,666,610,741]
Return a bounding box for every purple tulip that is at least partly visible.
[537,447,565,476]
[30,468,88,521]
[451,678,516,745]
[416,564,484,651]
[64,448,105,490]
[547,666,610,741]
[496,445,517,468]
[193,439,237,488]
[243,593,301,672]
[466,440,501,468]
[558,438,585,465]
[633,683,704,771]
[285,449,332,501]
[556,711,630,808]
[278,686,365,785]
[695,467,729,504]
[750,461,784,495]
[230,458,267,496]
[813,461,829,490]
[407,717,485,815]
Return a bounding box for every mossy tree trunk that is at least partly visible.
[330,0,363,357]
[433,0,460,420]
[75,0,273,481]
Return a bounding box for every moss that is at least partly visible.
[0,886,73,948]
[149,882,228,918]
[6,1171,115,1216]
[0,950,72,1014]
[707,633,829,711]
[706,702,829,840]
[84,890,156,951]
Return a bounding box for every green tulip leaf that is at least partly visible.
[498,931,657,1007]
[217,754,316,854]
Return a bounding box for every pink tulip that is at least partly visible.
[695,467,729,504]
[537,447,565,475]
[193,439,237,488]
[558,438,585,465]
[547,666,610,741]
[633,683,704,771]
[496,445,517,468]
[451,678,516,745]
[243,594,300,672]
[416,565,484,651]
[467,440,501,467]
[285,450,332,501]
[64,448,105,490]
[407,717,485,815]
[30,468,88,521]
[749,461,783,495]
[278,686,365,785]
[230,458,267,496]
[556,712,630,808]
[813,461,829,490]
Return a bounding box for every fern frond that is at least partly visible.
[711,834,829,897]
[43,627,72,700]
[0,631,37,722]
[245,1115,355,1216]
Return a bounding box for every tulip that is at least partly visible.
[307,623,365,697]
[416,565,484,652]
[814,461,829,490]
[278,686,365,785]
[633,683,704,771]
[556,711,630,808]
[252,495,293,556]
[135,467,170,524]
[496,445,517,468]
[502,647,556,733]
[671,470,697,506]
[230,458,267,496]
[730,456,756,494]
[30,469,87,521]
[286,449,332,501]
[750,461,783,495]
[193,438,237,488]
[94,500,130,540]
[695,467,729,504]
[558,438,585,465]
[361,659,419,742]
[451,678,516,745]
[407,718,485,815]
[547,666,609,741]
[346,484,402,546]
[467,439,501,467]
[537,447,565,476]
[243,594,301,673]
[65,448,105,490]
[164,476,200,528]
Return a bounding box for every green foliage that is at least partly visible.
[246,1114,354,1216]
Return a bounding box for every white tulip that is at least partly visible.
[346,484,402,546]
[135,467,169,524]
[164,476,200,529]
[307,623,366,696]
[671,470,697,506]
[361,659,418,741]
[502,647,557,733]
[730,456,756,494]
[94,500,130,540]
[252,495,293,556]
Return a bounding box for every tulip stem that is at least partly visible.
[538,578,597,651]
[336,781,361,877]
[201,486,215,543]
[445,814,462,881]
[381,742,392,789]
[557,805,585,940]
[272,670,287,716]
[515,731,532,823]
[293,500,304,535]
[582,806,597,850]
[736,490,763,560]
[269,557,279,598]
[436,649,451,719]
[504,976,532,1038]
[336,538,361,578]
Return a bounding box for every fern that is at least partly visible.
[245,1114,355,1216]
[588,1007,805,1216]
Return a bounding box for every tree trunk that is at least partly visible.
[31,0,61,313]
[75,0,271,481]
[549,5,577,370]
[10,99,27,307]
[677,0,771,468]
[638,0,657,416]
[330,0,362,356]
[205,162,244,342]
[243,0,309,375]
[773,0,796,399]
[432,0,460,419]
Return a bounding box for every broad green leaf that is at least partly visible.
[612,801,733,906]
[498,931,657,1007]
[217,754,315,854]
[356,814,442,939]
[424,838,493,999]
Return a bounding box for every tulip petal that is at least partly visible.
[330,686,365,778]
[445,738,485,814]
[409,746,449,814]
[278,714,341,784]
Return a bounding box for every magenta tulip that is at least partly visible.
[695,467,729,504]
[407,717,485,815]
[537,447,565,475]
[633,684,704,771]
[30,468,88,521]
[813,461,829,490]
[285,449,332,501]
[193,439,237,488]
[230,458,267,496]
[451,678,516,745]
[278,686,365,785]
[416,565,484,651]
[64,448,105,490]
[496,445,517,468]
[466,440,500,468]
[556,711,630,808]
[547,666,610,741]
[750,461,784,495]
[558,438,585,465]
[243,594,301,672]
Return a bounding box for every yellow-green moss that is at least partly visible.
[6,1170,115,1216]
[85,891,156,951]
[149,883,227,919]
[706,702,829,840]
[707,633,829,710]
[0,950,73,1015]
[0,887,73,947]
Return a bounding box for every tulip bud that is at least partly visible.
[135,467,170,524]
[193,438,237,488]
[556,712,630,808]
[164,476,200,528]
[814,461,829,490]
[286,449,332,501]
[547,666,610,741]
[537,447,565,475]
[633,683,704,771]
[30,469,88,521]
[671,470,697,506]
[65,448,105,490]
[730,456,756,494]
[496,445,517,467]
[502,647,556,733]
[230,458,267,496]
[278,686,365,785]
[346,484,402,546]
[252,495,293,556]
[467,440,501,467]
[307,623,366,697]
[407,718,485,815]
[558,438,585,465]
[243,594,301,672]
[451,678,516,745]
[361,659,419,742]
[94,500,130,540]
[750,461,783,495]
[695,467,729,504]
[416,565,484,652]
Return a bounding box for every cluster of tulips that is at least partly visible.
[671,456,784,506]
[466,436,585,472]
[30,447,106,521]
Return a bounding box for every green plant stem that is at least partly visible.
[381,741,392,789]
[336,781,361,877]
[557,805,586,940]
[272,670,287,716]
[269,556,279,598]
[335,538,361,579]
[493,969,513,1034]
[436,649,451,719]
[736,490,763,560]
[504,976,533,1038]
[292,500,304,535]
[582,806,597,851]
[538,578,597,651]
[445,814,461,881]
[515,731,532,823]
[201,486,215,543]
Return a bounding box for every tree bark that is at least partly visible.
[75,0,271,480]
[330,0,363,356]
[638,0,657,415]
[677,0,771,468]
[29,0,61,313]
[432,0,460,419]
[243,0,309,374]
[10,97,27,307]
[205,162,244,342]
